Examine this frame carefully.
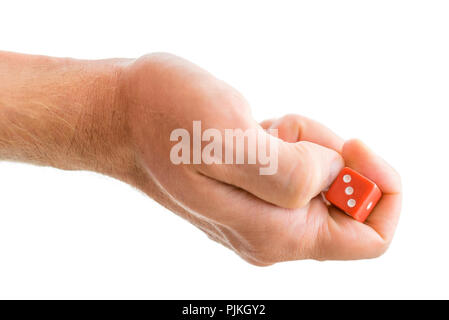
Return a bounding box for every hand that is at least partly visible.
[0,51,401,265]
[118,53,402,265]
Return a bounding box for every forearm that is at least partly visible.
[0,51,132,178]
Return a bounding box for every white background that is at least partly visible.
[0,0,448,299]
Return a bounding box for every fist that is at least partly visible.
[116,53,402,265]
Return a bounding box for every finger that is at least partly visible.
[323,206,390,260]
[148,166,273,265]
[198,128,344,209]
[342,139,402,242]
[315,139,402,260]
[167,167,328,264]
[266,114,344,153]
[259,118,277,130]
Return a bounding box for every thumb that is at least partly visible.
[198,129,344,209]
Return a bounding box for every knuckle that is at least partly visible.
[282,113,304,125]
[281,114,307,136]
[141,52,177,62]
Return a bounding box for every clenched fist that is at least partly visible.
[0,51,402,266]
[118,53,402,265]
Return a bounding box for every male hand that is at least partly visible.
[0,52,401,265]
[118,53,402,265]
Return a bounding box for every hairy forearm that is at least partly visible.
[0,51,133,179]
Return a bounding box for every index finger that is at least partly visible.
[261,114,344,153]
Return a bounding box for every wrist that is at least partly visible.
[0,52,136,182]
[74,58,137,182]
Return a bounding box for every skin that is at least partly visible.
[0,51,402,266]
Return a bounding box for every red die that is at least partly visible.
[325,167,382,222]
